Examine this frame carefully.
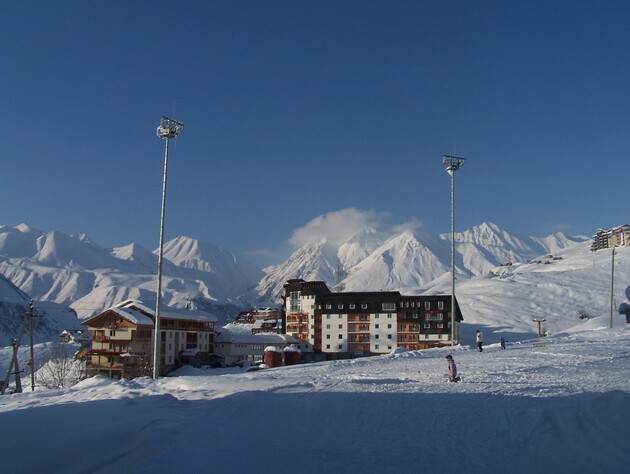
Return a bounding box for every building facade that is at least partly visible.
[84,300,217,379]
[591,225,630,251]
[282,279,463,360]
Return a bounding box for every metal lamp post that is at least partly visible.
[153,116,184,379]
[443,154,466,346]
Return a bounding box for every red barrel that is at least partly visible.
[283,346,301,366]
[264,346,283,368]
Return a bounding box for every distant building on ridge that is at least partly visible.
[591,225,630,251]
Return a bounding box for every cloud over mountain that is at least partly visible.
[289,208,391,247]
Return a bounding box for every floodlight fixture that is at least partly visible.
[157,116,184,139]
[152,115,184,379]
[443,154,467,346]
[443,154,466,176]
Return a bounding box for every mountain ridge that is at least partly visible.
[0,222,589,322]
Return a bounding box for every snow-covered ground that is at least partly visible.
[0,317,628,474]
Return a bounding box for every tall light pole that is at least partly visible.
[610,246,616,328]
[443,154,466,346]
[153,116,184,379]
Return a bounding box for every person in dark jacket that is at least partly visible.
[446,355,460,382]
[500,337,506,349]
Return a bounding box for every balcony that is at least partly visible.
[347,324,370,333]
[93,333,132,344]
[86,361,124,370]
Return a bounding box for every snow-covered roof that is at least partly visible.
[115,299,218,323]
[181,348,201,356]
[109,307,154,326]
[215,323,300,345]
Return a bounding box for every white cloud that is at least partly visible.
[289,208,391,247]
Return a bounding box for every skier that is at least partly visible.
[476,329,483,352]
[445,355,460,382]
[500,337,506,349]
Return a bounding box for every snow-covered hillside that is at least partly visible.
[0,321,628,473]
[0,273,81,347]
[428,243,630,344]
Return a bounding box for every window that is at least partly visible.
[438,301,444,310]
[290,291,301,313]
[338,344,343,350]
[437,323,444,328]
[338,324,343,329]
[375,344,379,349]
[382,302,396,311]
[326,324,330,329]
[426,313,443,321]
[387,324,392,329]
[326,344,330,349]
[412,313,418,319]
[375,324,379,329]
[326,304,332,309]
[326,334,330,339]
[375,334,379,339]
[361,303,368,309]
[424,323,431,329]
[387,334,392,339]
[338,334,342,339]
[425,301,431,310]
[338,303,343,309]
[349,303,355,309]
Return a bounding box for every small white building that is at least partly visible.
[214,323,312,366]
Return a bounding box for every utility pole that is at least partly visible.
[1,301,32,395]
[29,301,36,391]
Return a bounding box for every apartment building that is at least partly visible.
[282,279,463,360]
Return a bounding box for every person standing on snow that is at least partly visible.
[476,329,483,352]
[500,337,506,349]
[446,355,460,382]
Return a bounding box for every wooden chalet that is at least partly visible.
[84,300,217,379]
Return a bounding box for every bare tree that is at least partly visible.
[36,342,85,389]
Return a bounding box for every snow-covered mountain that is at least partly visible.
[0,225,264,322]
[255,221,588,303]
[0,221,591,330]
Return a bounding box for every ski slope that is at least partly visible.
[0,318,628,474]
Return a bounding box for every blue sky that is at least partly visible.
[1,1,628,267]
